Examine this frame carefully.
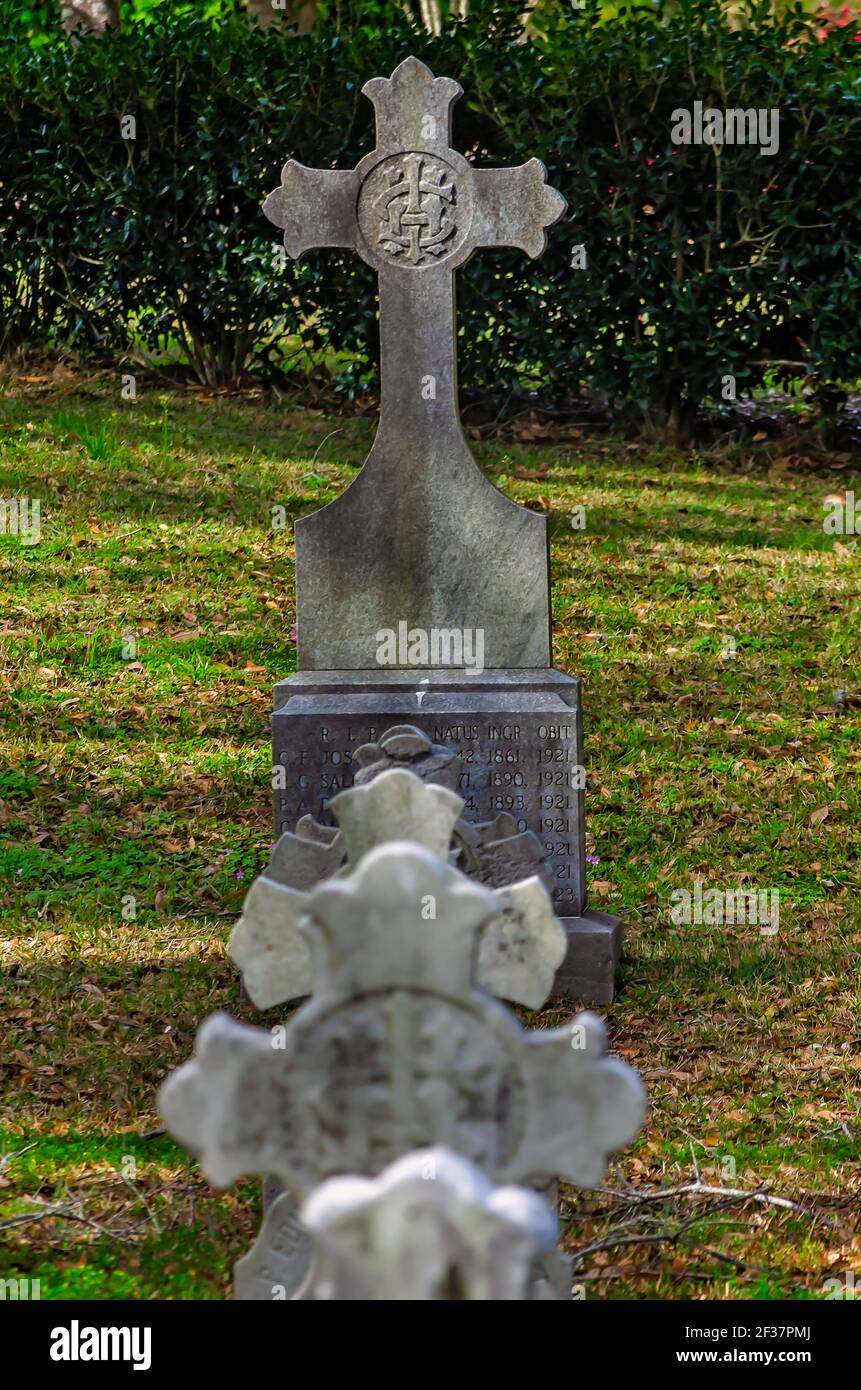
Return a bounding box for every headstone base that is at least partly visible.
[554,907,622,1004]
[272,667,621,1003]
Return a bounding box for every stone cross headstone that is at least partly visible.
[265,57,622,1001]
[160,840,645,1297]
[264,55,563,671]
[232,764,567,1012]
[237,1172,569,1301]
[296,1146,558,1301]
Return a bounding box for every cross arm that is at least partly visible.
[158,1013,297,1189]
[510,1011,646,1189]
[470,158,567,259]
[264,161,359,259]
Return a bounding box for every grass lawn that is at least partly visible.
[1,366,859,1299]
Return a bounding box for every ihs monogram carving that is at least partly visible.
[266,991,528,1187]
[372,152,457,265]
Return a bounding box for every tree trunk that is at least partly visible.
[61,0,119,33]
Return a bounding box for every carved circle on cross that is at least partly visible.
[260,990,529,1192]
[355,147,474,272]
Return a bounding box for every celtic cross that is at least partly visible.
[161,840,645,1197]
[161,838,644,1298]
[264,57,566,671]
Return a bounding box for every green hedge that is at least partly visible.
[2,0,860,430]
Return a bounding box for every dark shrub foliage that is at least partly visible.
[1,0,859,429]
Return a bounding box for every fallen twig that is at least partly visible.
[596,1181,799,1212]
[0,1142,37,1173]
[0,1203,132,1242]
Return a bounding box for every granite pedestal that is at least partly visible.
[272,668,621,1002]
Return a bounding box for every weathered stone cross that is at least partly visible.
[231,763,568,1011]
[264,56,566,671]
[161,840,645,1196]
